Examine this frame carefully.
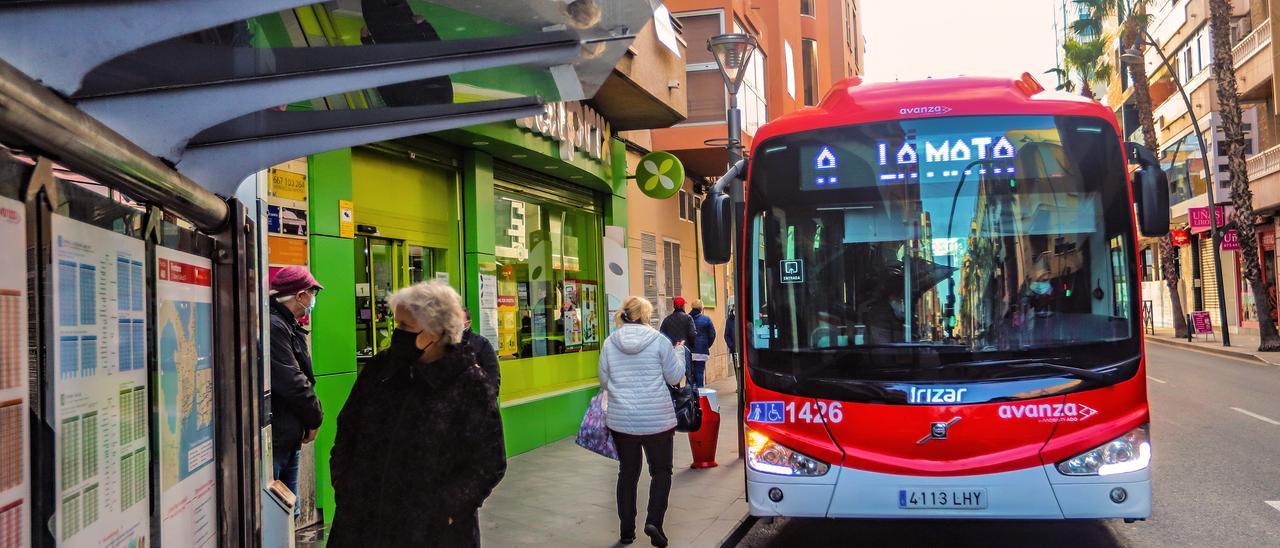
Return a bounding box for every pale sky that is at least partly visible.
[862,0,1061,83]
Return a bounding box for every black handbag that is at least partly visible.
[669,381,702,433]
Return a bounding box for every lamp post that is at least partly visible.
[708,32,758,457]
[1121,31,1231,347]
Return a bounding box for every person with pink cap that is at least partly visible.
[268,266,325,514]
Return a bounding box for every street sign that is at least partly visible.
[1189,206,1228,231]
[1171,229,1190,246]
[779,259,804,283]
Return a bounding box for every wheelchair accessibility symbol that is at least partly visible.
[748,401,786,423]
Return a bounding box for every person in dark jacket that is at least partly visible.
[267,266,325,512]
[688,299,716,388]
[659,296,697,372]
[724,301,738,374]
[462,306,501,394]
[329,281,506,547]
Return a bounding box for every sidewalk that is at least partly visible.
[1146,328,1280,365]
[479,375,748,547]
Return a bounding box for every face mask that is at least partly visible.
[389,327,424,358]
[305,292,318,315]
[1029,281,1053,296]
[890,299,904,318]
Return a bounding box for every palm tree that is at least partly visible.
[1208,0,1280,350]
[1044,67,1077,93]
[1061,37,1113,99]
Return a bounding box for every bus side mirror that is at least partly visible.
[701,191,733,264]
[1126,142,1170,237]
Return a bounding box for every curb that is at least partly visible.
[1144,336,1280,366]
[718,514,759,548]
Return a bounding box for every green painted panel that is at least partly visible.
[310,236,357,376]
[541,388,596,443]
[351,148,457,249]
[463,150,495,256]
[498,351,599,402]
[309,149,354,237]
[312,371,357,521]
[500,400,547,456]
[499,386,598,457]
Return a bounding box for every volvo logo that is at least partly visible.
[918,417,962,445]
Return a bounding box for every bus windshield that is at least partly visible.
[747,115,1140,382]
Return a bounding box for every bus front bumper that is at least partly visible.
[747,464,1151,520]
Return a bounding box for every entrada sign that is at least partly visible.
[516,101,612,164]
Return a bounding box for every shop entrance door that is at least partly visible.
[354,236,438,360]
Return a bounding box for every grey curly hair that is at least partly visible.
[389,281,466,344]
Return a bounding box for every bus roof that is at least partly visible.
[750,74,1121,153]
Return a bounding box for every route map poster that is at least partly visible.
[0,195,29,548]
[155,246,216,547]
[50,215,149,547]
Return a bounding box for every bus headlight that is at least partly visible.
[746,430,830,476]
[1056,425,1150,476]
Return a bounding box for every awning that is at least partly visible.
[0,0,661,214]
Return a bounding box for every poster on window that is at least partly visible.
[603,226,629,336]
[0,196,29,548]
[496,265,519,358]
[50,215,150,547]
[580,281,599,346]
[562,279,582,348]
[155,246,216,547]
[478,265,500,344]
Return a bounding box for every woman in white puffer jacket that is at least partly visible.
[598,296,684,547]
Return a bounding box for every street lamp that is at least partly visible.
[708,33,758,165]
[1121,37,1231,347]
[708,32,758,458]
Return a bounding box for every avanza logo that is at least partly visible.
[898,105,953,116]
[997,402,1098,423]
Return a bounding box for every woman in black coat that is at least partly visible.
[329,281,506,547]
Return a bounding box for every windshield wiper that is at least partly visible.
[943,357,1117,383]
[1002,361,1116,382]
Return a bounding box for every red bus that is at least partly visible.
[701,74,1169,521]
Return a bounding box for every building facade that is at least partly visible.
[1109,0,1279,336]
[629,0,866,385]
[247,5,689,527]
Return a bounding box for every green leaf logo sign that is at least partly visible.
[636,151,685,200]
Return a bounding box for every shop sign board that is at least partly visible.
[155,247,217,547]
[1221,229,1240,251]
[635,151,685,200]
[268,168,307,203]
[1191,311,1213,334]
[1189,206,1228,232]
[50,215,150,547]
[0,195,29,548]
[515,101,612,164]
[268,236,308,266]
[1171,229,1190,246]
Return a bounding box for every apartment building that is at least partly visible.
[1111,0,1278,335]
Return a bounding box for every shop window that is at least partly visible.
[678,11,727,124]
[1162,131,1209,205]
[802,39,820,106]
[493,189,602,359]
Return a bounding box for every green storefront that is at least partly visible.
[300,115,627,521]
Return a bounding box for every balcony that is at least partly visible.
[1233,18,1272,99]
[585,17,688,131]
[1247,143,1280,212]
